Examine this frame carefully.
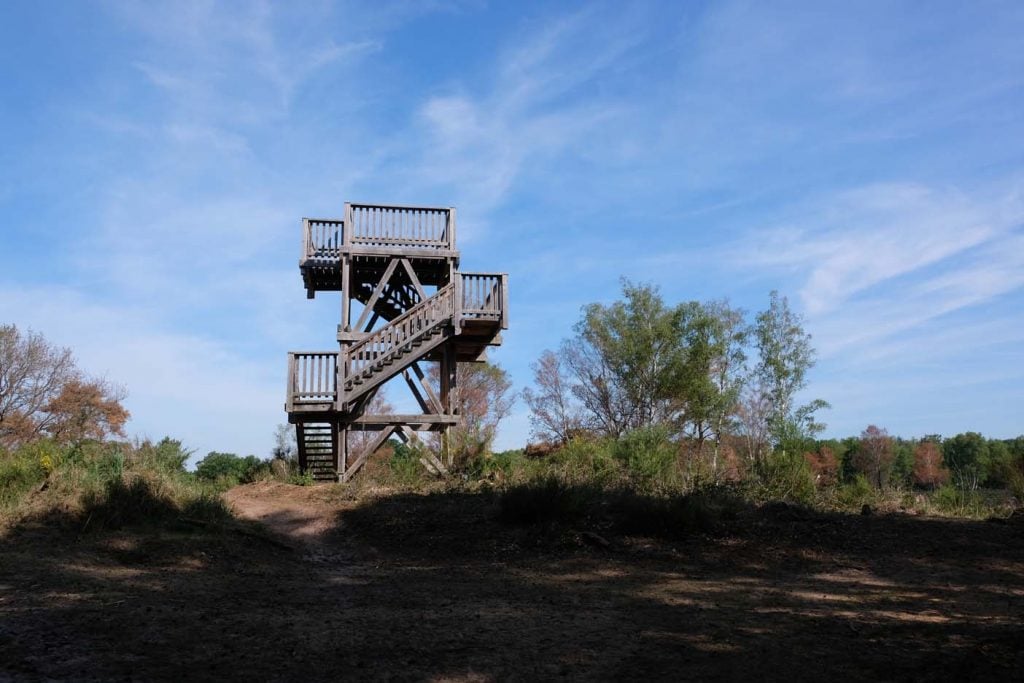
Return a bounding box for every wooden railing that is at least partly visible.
[287,352,338,410]
[345,203,454,250]
[460,272,508,328]
[346,283,455,382]
[302,204,455,261]
[302,219,344,260]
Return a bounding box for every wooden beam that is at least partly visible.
[344,245,459,259]
[400,258,427,302]
[342,425,396,482]
[410,362,443,414]
[354,259,398,332]
[402,369,432,414]
[352,414,459,425]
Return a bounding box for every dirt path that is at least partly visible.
[2,483,1023,681]
[223,481,342,543]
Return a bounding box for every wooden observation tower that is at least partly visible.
[286,202,508,482]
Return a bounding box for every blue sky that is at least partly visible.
[1,1,1022,460]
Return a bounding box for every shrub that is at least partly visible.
[1,437,230,533]
[194,452,269,486]
[386,440,431,487]
[757,450,815,504]
[613,426,678,489]
[931,484,978,517]
[836,474,876,509]
[1007,467,1024,504]
[549,436,618,486]
[134,437,192,474]
[0,443,48,510]
[464,448,525,481]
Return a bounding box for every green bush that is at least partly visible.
[0,443,49,510]
[464,448,525,480]
[549,437,618,486]
[930,484,989,517]
[386,440,430,487]
[134,437,192,474]
[836,474,876,509]
[1006,467,1024,503]
[194,452,268,486]
[756,450,815,504]
[613,426,678,489]
[1,437,231,532]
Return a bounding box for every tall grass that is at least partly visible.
[1,438,230,533]
[365,430,1019,529]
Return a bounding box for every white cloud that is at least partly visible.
[736,182,1023,315]
[397,9,641,228]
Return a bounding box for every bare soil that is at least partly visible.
[2,481,1023,681]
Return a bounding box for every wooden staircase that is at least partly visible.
[341,283,455,408]
[297,423,337,482]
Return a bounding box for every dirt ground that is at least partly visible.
[2,480,1023,681]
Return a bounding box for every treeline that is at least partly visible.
[806,430,1024,494]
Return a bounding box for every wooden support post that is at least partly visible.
[338,425,348,482]
[341,256,351,332]
[439,342,459,468]
[296,423,307,474]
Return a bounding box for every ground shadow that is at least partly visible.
[2,485,1022,681]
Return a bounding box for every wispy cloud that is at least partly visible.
[395,8,645,226]
[735,181,1024,318]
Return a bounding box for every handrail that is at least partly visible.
[303,218,344,260]
[287,352,338,409]
[345,202,455,250]
[301,204,456,262]
[346,283,455,380]
[460,272,508,328]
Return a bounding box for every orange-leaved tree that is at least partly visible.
[912,440,949,489]
[0,324,128,450]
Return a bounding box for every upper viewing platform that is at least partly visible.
[301,202,459,296]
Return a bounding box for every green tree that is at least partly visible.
[985,439,1012,487]
[889,438,914,487]
[194,451,265,483]
[943,432,989,490]
[572,281,691,434]
[679,300,748,469]
[748,291,828,454]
